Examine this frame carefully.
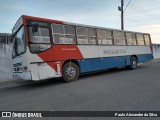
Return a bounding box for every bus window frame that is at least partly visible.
[51,23,76,45]
[113,31,126,46]
[125,32,137,46]
[144,34,151,46]
[136,33,146,46]
[97,29,113,46]
[76,26,98,45]
[76,26,88,45]
[27,23,53,54]
[87,28,97,45]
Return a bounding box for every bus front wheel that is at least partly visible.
[126,57,138,70]
[62,62,79,82]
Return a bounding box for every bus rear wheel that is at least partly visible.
[62,62,79,82]
[126,57,138,70]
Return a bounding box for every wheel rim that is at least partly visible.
[65,66,76,78]
[132,60,137,68]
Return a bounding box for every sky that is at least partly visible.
[0,0,160,44]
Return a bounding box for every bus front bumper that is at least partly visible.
[13,71,32,80]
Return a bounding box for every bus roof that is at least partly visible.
[18,15,150,35]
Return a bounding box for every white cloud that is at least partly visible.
[139,24,160,44]
[138,24,160,32]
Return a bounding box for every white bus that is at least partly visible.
[12,15,153,82]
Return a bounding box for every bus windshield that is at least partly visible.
[12,26,26,58]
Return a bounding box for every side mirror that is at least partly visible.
[32,24,38,34]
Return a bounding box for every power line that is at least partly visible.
[124,0,132,12]
[124,5,160,20]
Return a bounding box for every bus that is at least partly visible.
[12,15,153,82]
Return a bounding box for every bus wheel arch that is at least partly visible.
[126,55,138,70]
[131,55,138,63]
[62,60,80,82]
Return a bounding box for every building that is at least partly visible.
[153,44,160,59]
[0,33,11,44]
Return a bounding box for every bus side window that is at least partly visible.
[28,26,51,53]
[30,27,51,43]
[97,29,106,45]
[52,24,64,44]
[105,30,113,45]
[126,32,137,45]
[113,31,126,45]
[64,25,76,44]
[87,28,97,45]
[136,34,145,45]
[144,34,151,45]
[97,29,112,45]
[52,24,76,44]
[76,27,88,44]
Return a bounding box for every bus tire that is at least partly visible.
[62,62,79,82]
[126,57,138,70]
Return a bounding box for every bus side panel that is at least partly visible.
[78,45,153,74]
[146,53,153,61]
[28,53,60,80]
[78,56,127,73]
[78,58,100,73]
[127,46,150,55]
[78,45,128,73]
[100,56,127,69]
[29,63,39,80]
[137,53,153,63]
[127,46,152,63]
[38,62,59,80]
[13,50,32,80]
[146,45,153,61]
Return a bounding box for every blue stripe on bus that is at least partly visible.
[78,54,153,73]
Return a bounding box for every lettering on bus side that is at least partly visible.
[103,49,126,55]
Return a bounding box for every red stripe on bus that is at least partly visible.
[23,15,64,24]
[37,45,83,72]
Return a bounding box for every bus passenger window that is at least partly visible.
[52,24,64,34]
[87,28,97,45]
[64,25,76,44]
[113,31,126,45]
[105,30,113,45]
[126,33,137,45]
[144,34,151,45]
[52,24,76,44]
[97,29,112,45]
[136,34,145,45]
[76,27,88,44]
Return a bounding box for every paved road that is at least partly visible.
[0,61,160,120]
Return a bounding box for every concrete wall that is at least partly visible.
[153,44,160,59]
[0,33,12,79]
[0,43,13,79]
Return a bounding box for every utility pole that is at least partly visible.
[118,0,124,30]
